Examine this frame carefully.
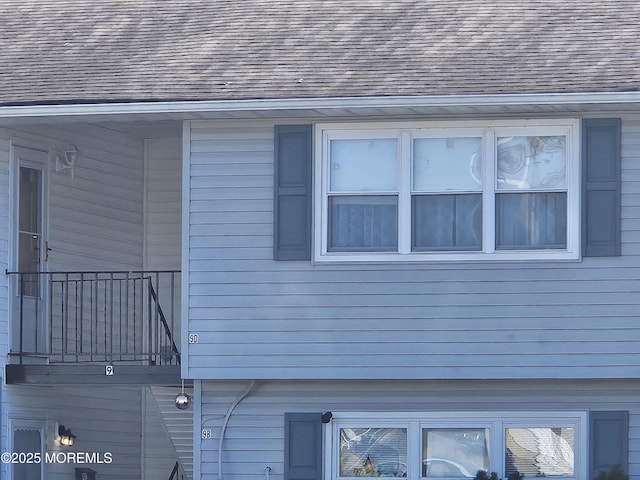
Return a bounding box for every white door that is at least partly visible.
[11,146,49,357]
[10,419,44,480]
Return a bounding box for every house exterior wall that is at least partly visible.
[144,137,182,271]
[0,122,148,478]
[196,379,640,480]
[184,115,640,381]
[2,385,143,480]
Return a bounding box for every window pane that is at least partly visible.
[496,136,566,190]
[19,167,41,233]
[413,137,483,191]
[422,429,490,478]
[496,192,567,249]
[505,428,574,478]
[330,139,398,192]
[413,194,482,251]
[340,428,407,477]
[329,196,398,251]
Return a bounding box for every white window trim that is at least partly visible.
[324,411,588,480]
[314,119,581,263]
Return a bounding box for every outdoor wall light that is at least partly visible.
[52,144,79,174]
[58,425,76,446]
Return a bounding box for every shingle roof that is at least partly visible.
[1,0,639,106]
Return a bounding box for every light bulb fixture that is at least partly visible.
[52,144,79,174]
[58,425,76,447]
[175,379,191,410]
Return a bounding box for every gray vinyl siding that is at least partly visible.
[186,116,640,380]
[0,122,145,272]
[144,138,182,270]
[197,379,640,480]
[0,123,146,468]
[1,385,143,480]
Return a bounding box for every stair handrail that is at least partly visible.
[148,279,181,365]
[168,461,180,480]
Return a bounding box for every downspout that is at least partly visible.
[218,381,256,480]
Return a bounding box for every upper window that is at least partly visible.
[315,120,579,262]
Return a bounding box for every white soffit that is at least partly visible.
[0,93,640,124]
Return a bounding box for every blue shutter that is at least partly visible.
[284,413,323,480]
[589,411,629,479]
[582,118,621,257]
[274,125,313,260]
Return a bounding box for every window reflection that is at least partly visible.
[422,429,490,478]
[340,428,408,477]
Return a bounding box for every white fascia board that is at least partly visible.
[1,92,640,118]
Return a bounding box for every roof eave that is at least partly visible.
[1,92,640,119]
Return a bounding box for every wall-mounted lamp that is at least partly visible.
[57,425,76,446]
[52,144,79,174]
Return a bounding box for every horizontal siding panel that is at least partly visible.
[187,117,640,380]
[196,380,640,480]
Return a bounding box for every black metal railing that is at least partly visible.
[168,461,182,480]
[6,270,181,366]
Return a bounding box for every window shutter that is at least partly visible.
[582,118,621,257]
[274,125,313,260]
[589,410,629,479]
[284,413,323,480]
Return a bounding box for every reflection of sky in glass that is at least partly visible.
[497,136,566,190]
[505,428,574,478]
[340,428,407,477]
[422,429,490,478]
[413,138,482,192]
[330,139,398,192]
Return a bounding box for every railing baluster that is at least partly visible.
[170,272,175,365]
[19,274,24,364]
[63,273,69,361]
[49,274,53,359]
[79,273,84,358]
[34,273,39,354]
[147,276,153,365]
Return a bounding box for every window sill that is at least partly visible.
[314,249,581,264]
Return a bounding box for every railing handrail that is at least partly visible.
[6,269,179,275]
[169,461,180,480]
[148,281,181,366]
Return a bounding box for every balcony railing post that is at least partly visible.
[147,275,153,365]
[19,274,24,365]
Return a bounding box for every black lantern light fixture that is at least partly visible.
[58,425,76,447]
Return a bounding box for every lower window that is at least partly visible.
[327,413,585,480]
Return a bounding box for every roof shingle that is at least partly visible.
[1,0,639,105]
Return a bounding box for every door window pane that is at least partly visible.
[330,139,398,192]
[19,167,42,296]
[329,196,398,251]
[340,427,407,477]
[413,194,482,251]
[414,137,483,191]
[422,429,490,478]
[505,428,574,478]
[497,136,566,190]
